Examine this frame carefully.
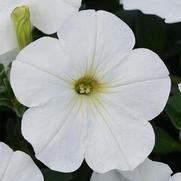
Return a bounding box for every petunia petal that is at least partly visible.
[0,11,17,55]
[85,97,155,172]
[57,10,135,77]
[165,0,181,23]
[22,96,87,172]
[91,171,128,181]
[0,0,22,12]
[171,173,181,181]
[91,158,173,181]
[28,0,81,34]
[94,10,135,75]
[101,48,170,121]
[120,158,172,181]
[165,11,181,23]
[122,0,169,19]
[0,143,12,178]
[122,0,181,24]
[63,0,82,8]
[0,142,43,181]
[10,37,74,107]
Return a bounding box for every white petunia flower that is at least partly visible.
[0,0,82,55]
[91,158,181,181]
[10,10,171,173]
[121,0,181,23]
[0,142,43,181]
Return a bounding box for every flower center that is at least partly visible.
[75,77,98,95]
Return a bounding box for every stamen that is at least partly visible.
[75,76,99,95]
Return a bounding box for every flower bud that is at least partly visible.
[11,6,32,49]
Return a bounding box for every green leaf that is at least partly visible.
[42,169,72,181]
[0,66,26,117]
[13,99,26,117]
[153,127,181,155]
[165,93,181,130]
[0,63,4,72]
[0,86,6,94]
[170,75,181,85]
[0,98,13,109]
[2,78,14,97]
[0,64,6,78]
